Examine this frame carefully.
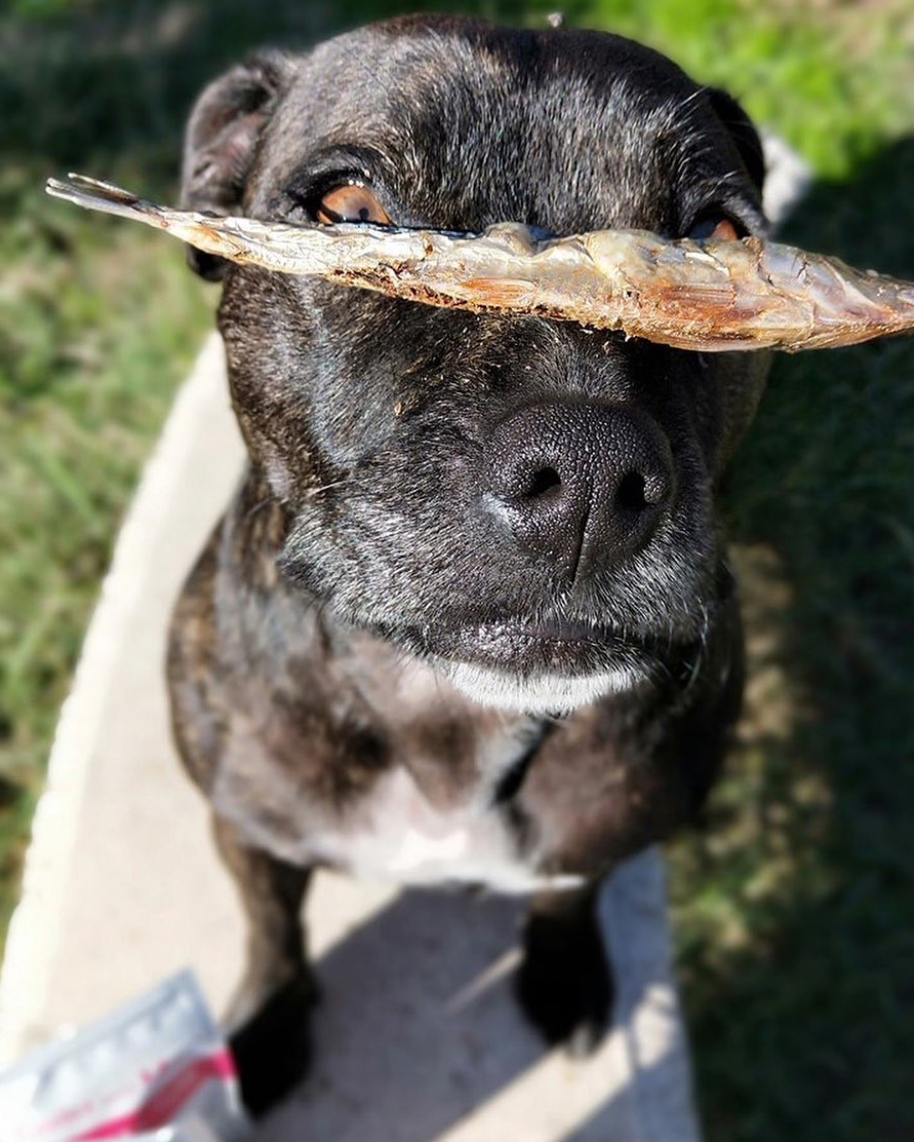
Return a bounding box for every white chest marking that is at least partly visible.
[305,767,583,895]
[389,825,471,872]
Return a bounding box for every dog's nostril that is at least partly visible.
[525,466,562,499]
[615,471,648,513]
[616,467,671,512]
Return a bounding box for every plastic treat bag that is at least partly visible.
[0,971,249,1142]
[134,1124,225,1142]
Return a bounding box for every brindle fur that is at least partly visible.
[167,15,768,1115]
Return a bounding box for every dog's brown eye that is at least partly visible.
[316,183,391,225]
[689,216,742,242]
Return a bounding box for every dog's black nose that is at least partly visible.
[485,402,674,580]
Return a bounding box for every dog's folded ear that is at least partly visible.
[708,88,766,196]
[181,51,292,280]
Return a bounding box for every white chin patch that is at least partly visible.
[442,662,639,714]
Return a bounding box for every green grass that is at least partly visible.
[576,4,914,1139]
[1,1,912,1138]
[575,4,914,1138]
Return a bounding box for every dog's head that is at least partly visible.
[182,15,769,713]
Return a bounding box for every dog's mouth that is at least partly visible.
[431,616,638,669]
[438,619,655,712]
[372,615,658,713]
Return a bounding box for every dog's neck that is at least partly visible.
[225,471,549,810]
[331,623,550,813]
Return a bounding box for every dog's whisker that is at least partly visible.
[243,491,279,521]
[304,477,353,498]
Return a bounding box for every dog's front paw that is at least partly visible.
[515,910,613,1057]
[228,971,317,1118]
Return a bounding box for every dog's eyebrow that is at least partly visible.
[682,168,762,208]
[676,171,765,234]
[284,145,385,190]
[280,143,411,228]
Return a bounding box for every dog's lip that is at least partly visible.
[469,617,617,648]
[417,615,635,673]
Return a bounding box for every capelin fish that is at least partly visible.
[46,173,914,353]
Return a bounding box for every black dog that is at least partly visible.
[167,13,770,1115]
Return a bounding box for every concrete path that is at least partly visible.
[0,133,809,1141]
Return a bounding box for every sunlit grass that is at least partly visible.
[564,4,914,1137]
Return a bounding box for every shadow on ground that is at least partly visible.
[253,870,688,1142]
[256,891,537,1142]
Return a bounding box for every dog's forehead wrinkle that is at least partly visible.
[394,74,679,230]
[257,21,735,235]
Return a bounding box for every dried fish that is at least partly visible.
[46,173,914,353]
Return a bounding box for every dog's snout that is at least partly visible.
[485,403,674,579]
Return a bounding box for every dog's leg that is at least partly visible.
[213,815,316,1116]
[515,882,613,1057]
